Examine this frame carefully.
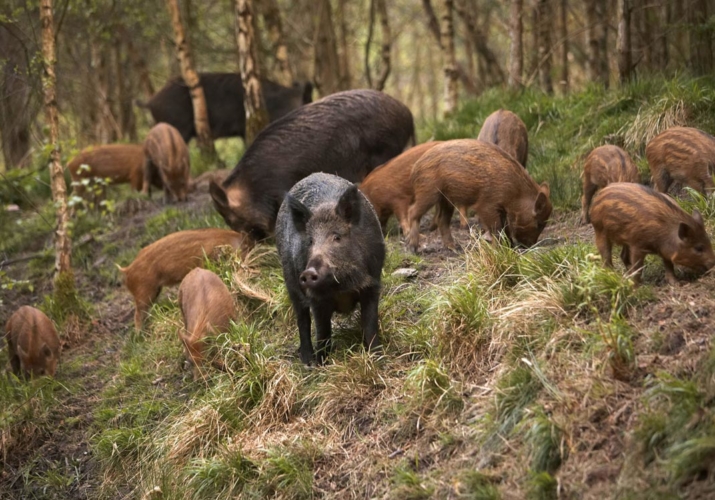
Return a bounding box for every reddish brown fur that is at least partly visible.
[590,183,715,284]
[359,142,440,233]
[477,109,529,167]
[68,144,157,204]
[4,306,60,378]
[581,145,640,223]
[178,268,235,373]
[407,139,552,252]
[143,123,191,202]
[118,229,251,331]
[646,127,715,195]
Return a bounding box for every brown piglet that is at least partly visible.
[178,268,235,372]
[117,229,251,331]
[477,109,529,168]
[589,183,715,284]
[359,142,440,234]
[143,123,191,203]
[68,144,161,203]
[407,139,552,252]
[581,145,640,223]
[4,306,60,378]
[646,127,715,195]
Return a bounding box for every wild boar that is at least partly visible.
[178,268,235,372]
[581,145,640,223]
[68,144,162,203]
[360,142,440,234]
[477,109,529,167]
[143,123,191,203]
[275,173,386,365]
[4,306,60,378]
[210,89,415,241]
[407,139,552,252]
[589,183,715,284]
[117,228,250,331]
[646,126,715,195]
[138,73,313,143]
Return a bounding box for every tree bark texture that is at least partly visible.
[617,0,632,83]
[536,0,553,93]
[165,0,216,158]
[40,0,72,278]
[0,24,34,169]
[365,0,391,91]
[335,0,353,89]
[260,0,293,86]
[508,0,523,88]
[314,0,343,95]
[560,0,568,92]
[441,0,459,115]
[235,0,270,146]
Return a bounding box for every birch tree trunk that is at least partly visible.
[165,0,216,159]
[536,0,553,93]
[441,0,458,116]
[40,0,72,280]
[617,0,632,83]
[508,0,523,88]
[260,0,293,86]
[235,0,269,146]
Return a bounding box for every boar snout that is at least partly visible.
[300,267,320,288]
[299,255,335,291]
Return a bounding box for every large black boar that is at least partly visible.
[210,89,415,241]
[138,73,313,142]
[275,173,386,365]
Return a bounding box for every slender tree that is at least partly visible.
[335,0,353,89]
[314,0,343,95]
[40,0,72,281]
[559,0,568,93]
[260,0,293,86]
[617,0,632,83]
[441,0,458,115]
[689,0,713,75]
[455,0,504,86]
[365,0,391,91]
[165,0,216,159]
[536,0,553,93]
[508,0,523,88]
[235,0,269,146]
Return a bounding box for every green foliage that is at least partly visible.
[453,470,501,500]
[390,464,434,500]
[493,365,542,438]
[523,408,566,474]
[527,471,558,500]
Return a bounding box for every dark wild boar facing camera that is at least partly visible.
[276,173,386,366]
[209,89,415,240]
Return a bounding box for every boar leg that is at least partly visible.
[625,248,646,284]
[594,231,613,267]
[458,205,469,229]
[653,168,673,194]
[9,352,21,376]
[360,287,382,354]
[620,246,632,268]
[437,198,457,250]
[311,303,334,365]
[581,183,597,224]
[407,196,437,252]
[661,258,678,285]
[475,205,504,245]
[142,159,153,196]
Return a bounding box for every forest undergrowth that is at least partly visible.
[3,76,715,499]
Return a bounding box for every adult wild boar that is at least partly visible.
[178,268,236,373]
[276,173,386,365]
[143,123,191,203]
[138,73,313,142]
[646,126,715,195]
[581,145,640,223]
[5,306,60,378]
[477,109,529,167]
[118,228,250,331]
[68,144,162,202]
[210,89,415,240]
[590,183,715,284]
[407,139,552,252]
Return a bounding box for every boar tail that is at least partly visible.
[114,263,127,273]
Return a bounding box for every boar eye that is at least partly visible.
[333,234,341,242]
[695,245,704,253]
[306,236,313,245]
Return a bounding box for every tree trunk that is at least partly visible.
[528,3,539,82]
[559,0,568,93]
[455,0,505,86]
[335,0,352,89]
[125,35,155,100]
[441,0,459,115]
[235,0,270,146]
[114,38,137,142]
[617,0,632,83]
[314,0,343,96]
[40,0,72,280]
[508,0,523,88]
[658,1,669,71]
[365,0,391,91]
[260,0,293,86]
[585,0,601,83]
[689,0,713,75]
[536,0,553,93]
[165,0,216,159]
[597,0,609,88]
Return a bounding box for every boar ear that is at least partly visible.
[539,182,550,197]
[42,344,52,358]
[678,222,694,242]
[692,209,704,227]
[209,181,228,209]
[534,190,549,216]
[336,185,361,224]
[286,194,311,233]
